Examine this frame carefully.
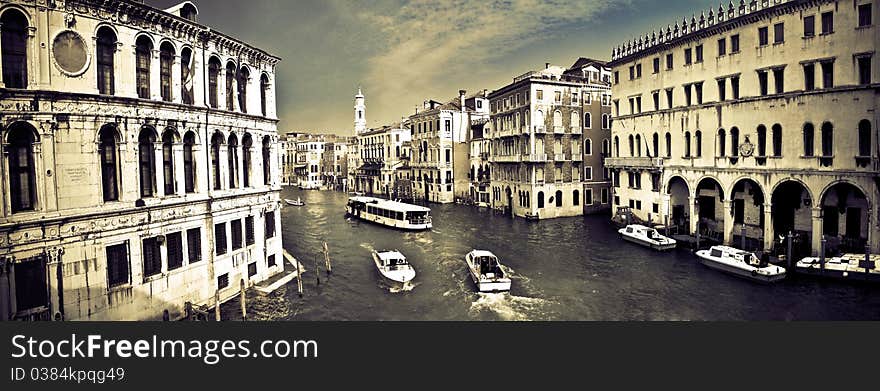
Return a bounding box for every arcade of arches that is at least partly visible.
[663,174,875,257]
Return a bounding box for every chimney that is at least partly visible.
[545,62,550,69]
[483,89,489,97]
[459,89,466,109]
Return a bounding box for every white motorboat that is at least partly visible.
[618,224,677,251]
[346,196,432,230]
[465,250,512,293]
[695,245,786,283]
[796,253,880,282]
[371,250,416,287]
[284,197,305,206]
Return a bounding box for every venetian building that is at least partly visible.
[487,60,613,220]
[0,1,283,320]
[606,0,878,258]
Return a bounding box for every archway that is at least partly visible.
[821,182,869,255]
[666,176,690,233]
[695,177,725,243]
[730,178,765,251]
[771,180,813,258]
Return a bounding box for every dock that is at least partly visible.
[254,250,307,295]
[796,253,880,283]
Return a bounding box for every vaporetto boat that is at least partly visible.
[695,245,786,283]
[345,196,432,230]
[618,224,677,251]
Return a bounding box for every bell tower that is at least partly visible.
[354,87,366,135]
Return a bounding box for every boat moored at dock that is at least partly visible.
[371,250,416,287]
[695,246,786,283]
[346,196,432,230]
[464,250,512,293]
[618,225,677,251]
[796,254,880,283]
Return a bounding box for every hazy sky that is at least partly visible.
[150,0,712,135]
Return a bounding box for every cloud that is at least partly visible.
[356,0,625,126]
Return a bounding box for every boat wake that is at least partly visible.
[388,281,419,293]
[467,292,553,321]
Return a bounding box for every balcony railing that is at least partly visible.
[603,157,664,170]
[525,153,548,162]
[571,154,583,162]
[553,153,566,161]
[553,126,565,134]
[490,155,522,163]
[533,125,546,134]
[571,127,582,134]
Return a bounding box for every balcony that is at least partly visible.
[524,153,548,162]
[533,125,547,134]
[496,128,515,138]
[553,153,566,161]
[490,155,522,163]
[603,157,664,171]
[571,154,583,162]
[570,127,582,135]
[553,126,565,134]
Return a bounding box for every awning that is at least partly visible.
[358,164,382,171]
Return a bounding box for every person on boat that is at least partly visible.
[760,252,770,268]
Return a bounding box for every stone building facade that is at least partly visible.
[606,0,878,257]
[355,124,411,197]
[0,1,283,321]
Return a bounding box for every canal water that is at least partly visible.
[224,188,880,321]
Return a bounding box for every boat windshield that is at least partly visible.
[477,256,503,277]
[386,258,408,268]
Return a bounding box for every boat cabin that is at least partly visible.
[472,253,504,277]
[709,246,764,267]
[376,251,409,270]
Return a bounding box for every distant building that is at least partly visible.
[355,124,412,197]
[606,0,878,257]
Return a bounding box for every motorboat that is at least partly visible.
[695,245,786,283]
[371,250,416,287]
[796,253,880,282]
[464,250,512,293]
[618,224,677,251]
[284,197,305,206]
[346,196,432,230]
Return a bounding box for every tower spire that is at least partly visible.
[354,87,366,135]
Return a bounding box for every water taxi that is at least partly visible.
[371,250,416,287]
[346,196,432,230]
[464,250,512,293]
[284,197,305,206]
[618,224,677,251]
[695,245,786,283]
[796,253,880,283]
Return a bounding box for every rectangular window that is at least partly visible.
[821,11,833,34]
[758,70,769,96]
[602,189,608,204]
[554,91,561,102]
[142,237,162,278]
[265,211,276,239]
[636,63,642,78]
[859,4,873,27]
[585,166,593,181]
[695,82,703,104]
[758,26,769,46]
[231,219,243,251]
[584,189,593,205]
[773,68,784,94]
[652,91,660,110]
[858,56,872,85]
[245,216,255,245]
[717,79,727,101]
[684,48,692,65]
[248,262,257,278]
[268,254,277,268]
[665,88,673,108]
[186,227,201,264]
[773,23,784,44]
[731,76,740,99]
[613,72,619,84]
[804,63,816,91]
[821,61,834,88]
[695,45,703,63]
[166,232,184,271]
[684,84,692,106]
[215,222,227,255]
[536,90,543,100]
[629,66,634,80]
[218,273,229,289]
[717,38,726,56]
[804,15,815,37]
[653,58,660,73]
[666,53,673,69]
[730,34,740,53]
[106,242,130,288]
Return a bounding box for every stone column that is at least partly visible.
[722,200,734,246]
[811,207,824,256]
[174,143,185,196]
[154,143,165,197]
[150,49,161,101]
[688,196,698,236]
[763,203,775,252]
[45,247,64,321]
[172,55,183,104]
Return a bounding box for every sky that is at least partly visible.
[149,0,714,135]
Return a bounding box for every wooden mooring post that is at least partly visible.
[786,231,794,272]
[239,280,247,320]
[820,236,827,271]
[741,224,747,250]
[314,254,321,285]
[214,291,221,321]
[323,241,332,274]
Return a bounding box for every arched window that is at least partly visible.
[757,125,767,156]
[635,134,642,157]
[159,42,175,102]
[262,136,272,185]
[260,74,270,116]
[238,67,249,113]
[211,133,223,190]
[162,129,176,195]
[138,128,156,198]
[538,191,545,208]
[718,129,726,157]
[242,134,253,187]
[628,135,634,156]
[771,124,782,157]
[553,110,562,128]
[225,62,236,111]
[6,123,37,212]
[821,122,833,157]
[96,27,116,95]
[1,9,29,88]
[571,111,580,128]
[573,190,580,206]
[180,47,194,105]
[135,36,152,99]
[228,134,239,189]
[584,139,592,155]
[602,114,608,129]
[695,130,702,157]
[98,125,119,201]
[555,190,563,207]
[183,132,196,193]
[665,132,671,157]
[684,131,691,157]
[534,110,544,128]
[602,139,610,156]
[614,136,620,157]
[858,120,871,157]
[803,123,815,157]
[208,57,221,108]
[652,133,659,158]
[584,113,592,128]
[730,127,739,157]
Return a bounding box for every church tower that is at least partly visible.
[354,87,366,135]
